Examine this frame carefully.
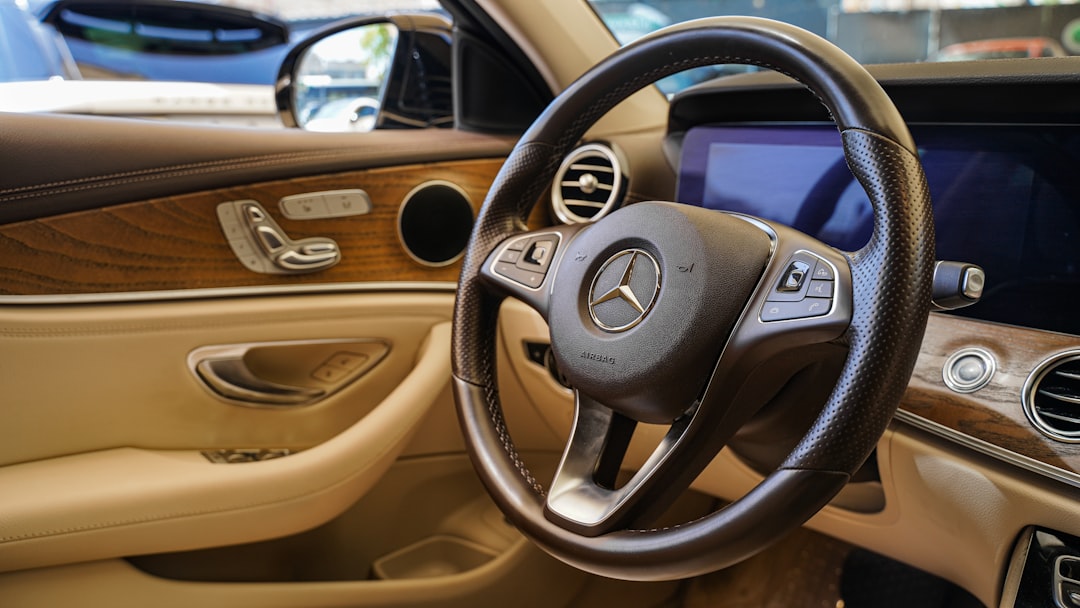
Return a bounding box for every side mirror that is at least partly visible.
[38,0,288,55]
[276,14,453,132]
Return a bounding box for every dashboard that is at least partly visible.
[659,58,1080,339]
[657,60,1080,453]
[643,58,1080,607]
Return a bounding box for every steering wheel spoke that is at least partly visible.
[712,216,855,383]
[546,391,697,536]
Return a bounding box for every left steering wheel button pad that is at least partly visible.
[493,233,561,289]
[494,262,545,288]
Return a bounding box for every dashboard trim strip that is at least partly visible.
[894,409,1080,491]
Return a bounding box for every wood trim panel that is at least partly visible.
[0,159,517,295]
[901,313,1080,478]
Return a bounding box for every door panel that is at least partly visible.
[0,294,453,571]
[0,111,520,576]
[0,293,453,465]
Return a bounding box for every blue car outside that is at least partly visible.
[0,0,79,82]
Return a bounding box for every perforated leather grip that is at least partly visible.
[781,129,934,475]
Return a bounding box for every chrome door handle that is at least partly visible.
[189,339,390,408]
[196,358,325,406]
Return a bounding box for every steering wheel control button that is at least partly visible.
[779,260,811,291]
[494,262,545,288]
[588,249,661,332]
[767,252,831,302]
[491,233,561,289]
[499,249,522,264]
[524,239,555,268]
[758,247,841,321]
[942,348,995,393]
[761,298,832,322]
[812,261,835,280]
[807,279,833,298]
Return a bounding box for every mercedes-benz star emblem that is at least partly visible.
[588,249,661,332]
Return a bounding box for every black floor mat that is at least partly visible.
[841,550,985,608]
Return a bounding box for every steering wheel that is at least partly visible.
[451,17,934,581]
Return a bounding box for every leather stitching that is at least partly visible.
[0,150,373,201]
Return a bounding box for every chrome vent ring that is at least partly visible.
[1024,351,1080,443]
[551,142,628,224]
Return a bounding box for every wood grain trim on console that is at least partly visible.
[0,159,506,295]
[902,313,1080,478]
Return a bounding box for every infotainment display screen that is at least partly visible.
[678,124,1080,335]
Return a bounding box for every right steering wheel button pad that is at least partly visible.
[762,252,835,321]
[493,233,561,289]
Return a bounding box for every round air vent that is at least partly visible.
[551,142,628,224]
[1023,352,1080,443]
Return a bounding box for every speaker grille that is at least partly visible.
[397,181,474,266]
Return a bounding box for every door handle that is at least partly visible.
[196,358,325,406]
[189,339,390,408]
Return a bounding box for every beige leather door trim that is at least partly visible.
[0,321,451,573]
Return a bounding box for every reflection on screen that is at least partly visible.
[703,141,873,250]
[677,124,1080,336]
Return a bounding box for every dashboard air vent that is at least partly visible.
[551,143,628,224]
[1024,352,1080,443]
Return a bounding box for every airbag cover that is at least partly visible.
[549,203,772,422]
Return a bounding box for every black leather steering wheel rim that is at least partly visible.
[452,16,934,581]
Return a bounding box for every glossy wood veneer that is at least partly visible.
[901,313,1080,481]
[0,159,509,295]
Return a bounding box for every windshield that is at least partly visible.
[587,0,1080,95]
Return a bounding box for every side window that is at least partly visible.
[1,0,445,129]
